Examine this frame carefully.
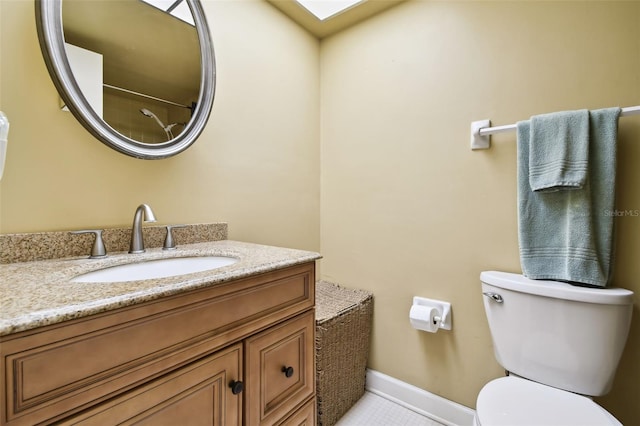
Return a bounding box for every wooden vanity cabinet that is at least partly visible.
[0,262,316,426]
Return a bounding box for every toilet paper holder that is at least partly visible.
[411,296,452,330]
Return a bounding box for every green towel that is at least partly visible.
[529,109,589,192]
[517,107,621,287]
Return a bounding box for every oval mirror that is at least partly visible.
[35,0,215,159]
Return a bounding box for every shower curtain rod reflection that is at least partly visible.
[103,84,192,110]
[471,105,640,150]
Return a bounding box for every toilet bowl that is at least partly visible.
[474,377,621,426]
[476,271,633,426]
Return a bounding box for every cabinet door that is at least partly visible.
[59,344,243,426]
[245,312,315,426]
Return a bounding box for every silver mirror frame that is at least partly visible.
[35,0,215,159]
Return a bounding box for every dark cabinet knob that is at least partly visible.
[229,380,244,395]
[282,366,294,378]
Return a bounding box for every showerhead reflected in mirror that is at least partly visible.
[140,108,187,141]
[35,0,215,159]
[62,0,199,144]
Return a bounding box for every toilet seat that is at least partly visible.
[475,377,621,426]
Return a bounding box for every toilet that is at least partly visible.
[475,271,634,426]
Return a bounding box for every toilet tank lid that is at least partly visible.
[480,271,634,305]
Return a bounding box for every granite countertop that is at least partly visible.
[0,240,321,337]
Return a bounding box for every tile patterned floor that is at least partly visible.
[335,391,445,426]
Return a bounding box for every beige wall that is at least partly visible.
[320,1,640,424]
[0,0,320,252]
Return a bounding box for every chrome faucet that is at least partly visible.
[129,204,157,254]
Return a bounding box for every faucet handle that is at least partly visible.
[163,225,187,250]
[70,229,107,259]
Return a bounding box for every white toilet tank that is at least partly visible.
[480,271,633,396]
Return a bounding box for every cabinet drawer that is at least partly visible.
[277,398,316,426]
[59,344,243,426]
[1,263,314,425]
[245,311,315,426]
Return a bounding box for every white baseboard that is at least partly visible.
[365,369,476,426]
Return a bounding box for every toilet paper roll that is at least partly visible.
[409,305,440,333]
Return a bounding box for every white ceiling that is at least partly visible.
[266,0,406,39]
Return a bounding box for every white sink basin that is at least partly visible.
[71,256,238,283]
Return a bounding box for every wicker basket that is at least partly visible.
[315,280,373,426]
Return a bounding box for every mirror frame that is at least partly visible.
[35,0,215,159]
